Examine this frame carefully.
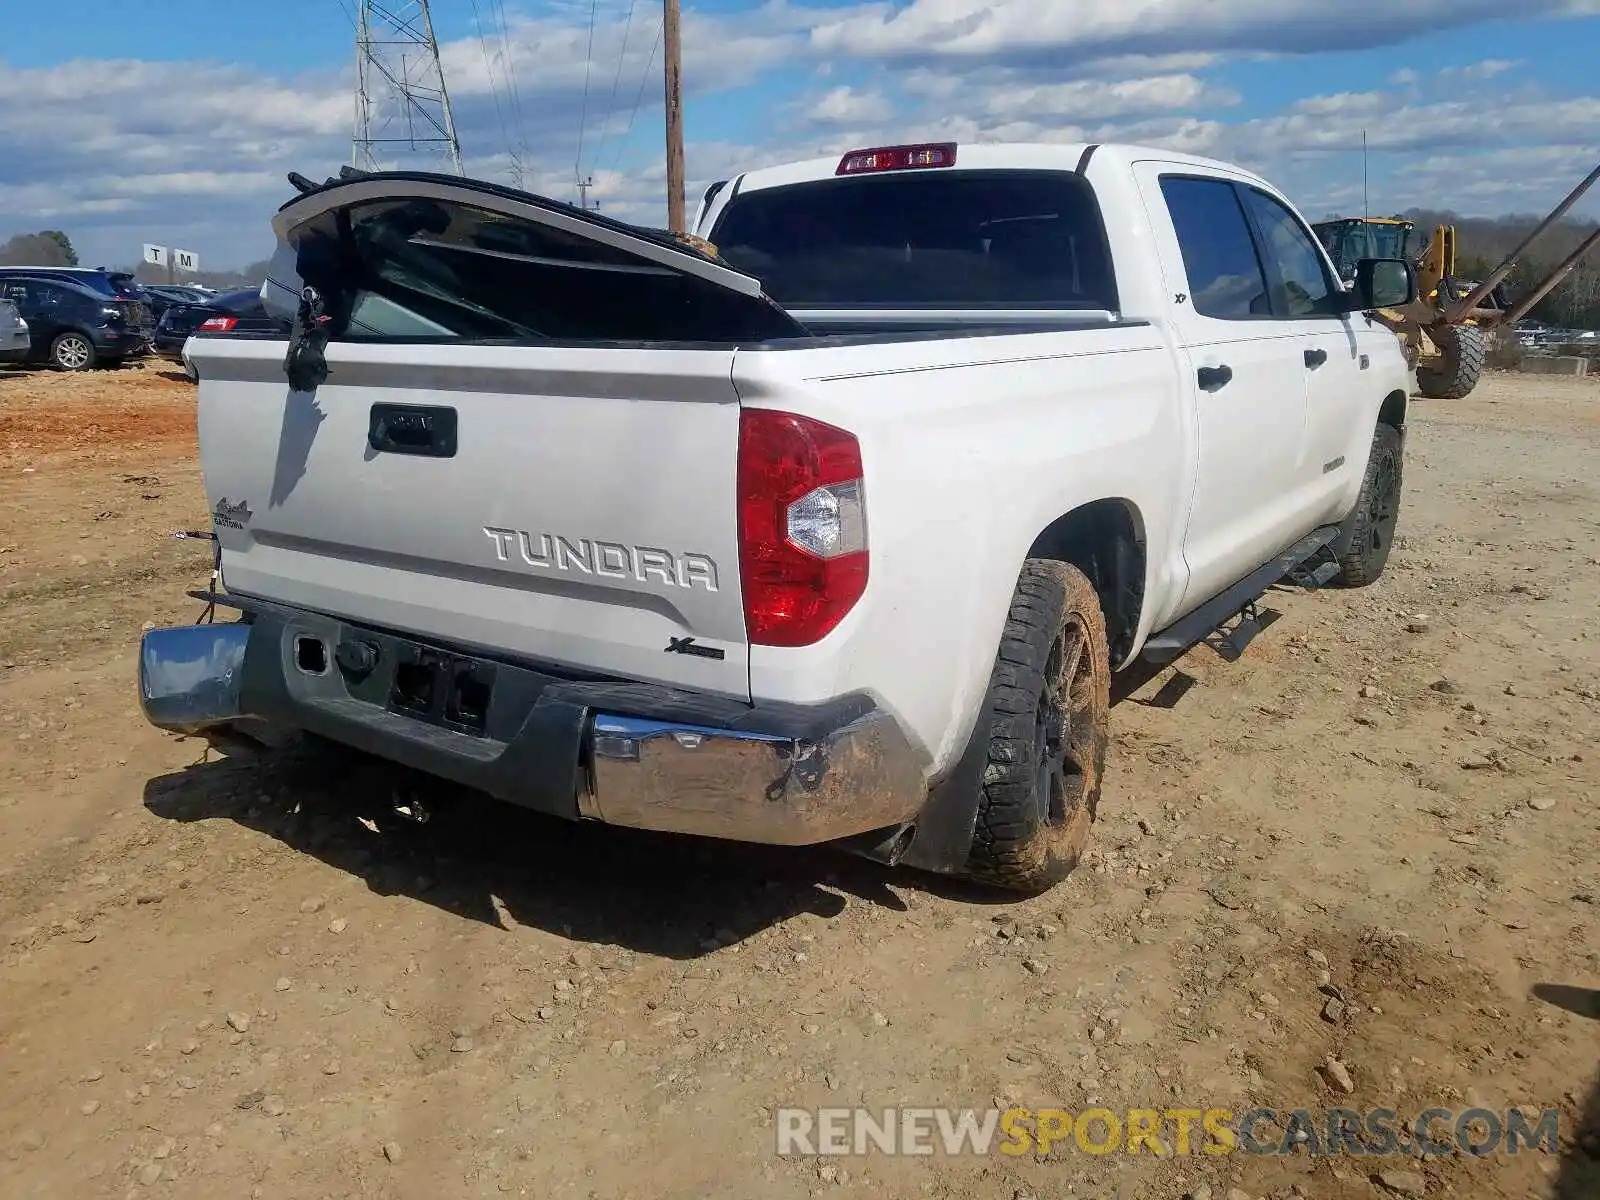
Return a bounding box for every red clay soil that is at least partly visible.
[1,364,197,463]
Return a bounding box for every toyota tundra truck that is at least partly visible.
[138,141,1416,894]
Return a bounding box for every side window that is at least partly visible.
[1158,177,1270,321]
[42,284,90,318]
[1242,188,1338,317]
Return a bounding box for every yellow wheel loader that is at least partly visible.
[1310,161,1600,400]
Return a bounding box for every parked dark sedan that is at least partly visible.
[0,275,155,370]
[154,286,284,379]
[141,284,216,322]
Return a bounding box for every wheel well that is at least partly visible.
[1025,499,1146,666]
[1379,389,1406,431]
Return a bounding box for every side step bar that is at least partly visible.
[1141,525,1341,665]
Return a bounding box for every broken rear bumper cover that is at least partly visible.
[137,608,930,849]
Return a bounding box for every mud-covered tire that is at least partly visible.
[962,559,1111,894]
[1415,323,1484,399]
[1333,423,1403,588]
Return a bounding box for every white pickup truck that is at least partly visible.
[139,142,1416,893]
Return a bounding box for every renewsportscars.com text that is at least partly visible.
[775,1106,1561,1158]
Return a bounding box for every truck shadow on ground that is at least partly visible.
[1530,984,1600,1198]
[142,738,927,958]
[141,623,1248,950]
[1557,1071,1600,1199]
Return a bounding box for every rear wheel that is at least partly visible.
[1333,423,1403,588]
[1415,323,1483,399]
[962,560,1111,894]
[50,331,96,371]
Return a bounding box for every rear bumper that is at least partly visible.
[94,329,150,356]
[138,607,929,848]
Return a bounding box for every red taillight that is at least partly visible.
[197,316,237,332]
[836,142,957,175]
[737,409,868,648]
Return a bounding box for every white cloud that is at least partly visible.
[807,86,896,125]
[1439,58,1523,81]
[982,74,1239,121]
[1230,94,1600,158]
[807,0,1591,63]
[1288,92,1393,119]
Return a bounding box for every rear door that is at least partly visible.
[8,282,61,352]
[191,176,805,700]
[1133,167,1317,615]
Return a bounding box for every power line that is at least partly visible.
[609,16,662,177]
[489,0,531,184]
[469,0,518,186]
[574,0,601,183]
[587,0,638,179]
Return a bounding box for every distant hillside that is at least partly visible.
[116,259,274,292]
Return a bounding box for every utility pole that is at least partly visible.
[353,0,464,175]
[663,0,686,233]
[576,176,595,211]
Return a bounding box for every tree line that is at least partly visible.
[0,230,79,267]
[1405,207,1600,330]
[123,259,274,292]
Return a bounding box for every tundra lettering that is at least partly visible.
[481,526,720,592]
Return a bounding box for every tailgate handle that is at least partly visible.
[368,403,458,459]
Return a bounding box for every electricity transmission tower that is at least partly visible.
[353,0,464,175]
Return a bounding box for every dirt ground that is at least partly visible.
[2,360,1598,1200]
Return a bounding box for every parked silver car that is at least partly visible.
[0,297,29,363]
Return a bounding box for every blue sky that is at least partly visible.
[3,0,1599,268]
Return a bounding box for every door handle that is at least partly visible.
[1196,365,1233,392]
[1304,348,1328,369]
[368,403,458,458]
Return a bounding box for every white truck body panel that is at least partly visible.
[190,336,755,698]
[729,323,1188,771]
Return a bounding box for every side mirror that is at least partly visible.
[1343,257,1417,311]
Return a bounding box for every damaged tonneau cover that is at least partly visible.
[273,168,755,292]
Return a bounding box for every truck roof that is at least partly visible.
[730,142,1276,195]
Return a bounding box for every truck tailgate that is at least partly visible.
[190,338,752,699]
